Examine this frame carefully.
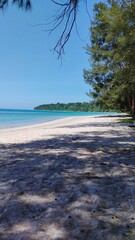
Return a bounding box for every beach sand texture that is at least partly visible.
[0,116,135,240]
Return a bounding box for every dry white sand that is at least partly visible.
[0,116,135,240]
[0,116,116,144]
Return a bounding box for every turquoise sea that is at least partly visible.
[0,109,118,129]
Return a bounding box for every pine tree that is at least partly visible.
[84,0,135,115]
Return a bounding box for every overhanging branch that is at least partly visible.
[0,0,90,58]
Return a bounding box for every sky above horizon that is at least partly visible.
[0,0,97,109]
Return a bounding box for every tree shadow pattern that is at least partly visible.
[0,121,135,240]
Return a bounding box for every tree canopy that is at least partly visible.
[34,102,108,112]
[84,0,135,115]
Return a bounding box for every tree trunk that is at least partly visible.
[128,96,131,110]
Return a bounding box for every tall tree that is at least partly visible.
[84,0,135,115]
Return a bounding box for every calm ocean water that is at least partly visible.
[0,109,117,129]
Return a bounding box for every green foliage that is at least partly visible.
[84,0,135,115]
[34,102,113,112]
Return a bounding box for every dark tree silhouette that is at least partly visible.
[48,0,80,57]
[0,0,31,9]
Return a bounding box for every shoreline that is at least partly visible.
[0,116,70,132]
[0,110,125,131]
[0,112,126,132]
[0,115,123,144]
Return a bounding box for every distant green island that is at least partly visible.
[34,102,116,112]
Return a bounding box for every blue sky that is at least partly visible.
[0,0,97,109]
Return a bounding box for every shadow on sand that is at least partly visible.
[0,121,135,240]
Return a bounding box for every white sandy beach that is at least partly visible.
[0,116,135,240]
[0,115,126,144]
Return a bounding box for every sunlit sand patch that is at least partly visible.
[70,194,101,211]
[11,221,32,233]
[44,223,66,239]
[0,182,9,191]
[18,193,55,204]
[118,141,135,145]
